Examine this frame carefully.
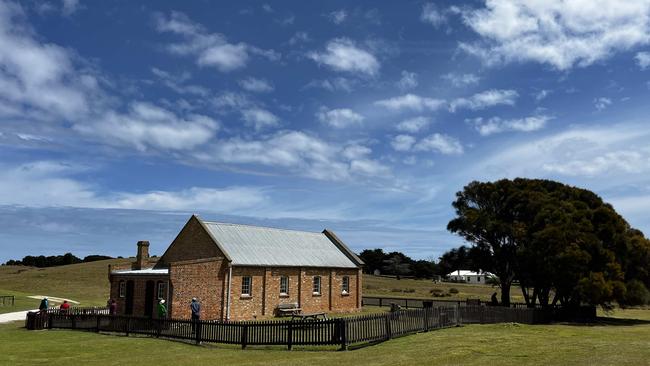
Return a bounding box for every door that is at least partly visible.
[125,280,134,315]
[144,280,155,317]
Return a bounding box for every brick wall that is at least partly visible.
[109,275,170,317]
[168,257,227,320]
[156,215,224,267]
[227,266,361,320]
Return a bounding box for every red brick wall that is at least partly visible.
[168,258,227,320]
[156,216,224,267]
[226,266,361,320]
[109,275,170,317]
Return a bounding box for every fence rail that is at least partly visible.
[24,303,576,350]
[362,296,544,309]
[0,295,15,306]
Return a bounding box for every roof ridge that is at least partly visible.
[201,220,323,235]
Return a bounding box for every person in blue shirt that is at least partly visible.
[39,297,48,312]
[190,298,201,334]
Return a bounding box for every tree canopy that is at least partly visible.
[447,178,650,308]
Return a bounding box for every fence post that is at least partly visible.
[241,324,248,350]
[96,315,100,333]
[47,313,53,330]
[339,319,348,351]
[287,321,293,351]
[156,318,161,338]
[71,314,76,330]
[379,298,383,307]
[456,303,461,327]
[384,313,392,340]
[405,298,408,309]
[423,308,429,332]
[195,320,202,345]
[125,317,130,337]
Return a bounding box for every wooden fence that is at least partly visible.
[0,295,15,306]
[26,304,550,350]
[362,296,542,309]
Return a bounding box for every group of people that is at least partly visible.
[38,297,71,313]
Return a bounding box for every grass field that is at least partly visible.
[1,310,649,366]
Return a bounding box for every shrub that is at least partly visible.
[391,288,403,292]
[624,280,650,305]
[404,288,415,293]
[430,288,443,294]
[449,287,459,294]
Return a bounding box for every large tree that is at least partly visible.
[448,178,648,308]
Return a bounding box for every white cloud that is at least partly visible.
[594,97,612,111]
[0,161,267,212]
[308,38,380,76]
[375,94,445,112]
[396,116,431,133]
[198,131,390,181]
[289,31,310,45]
[154,11,279,72]
[329,9,347,24]
[316,107,364,128]
[0,1,98,121]
[342,145,371,160]
[62,0,80,16]
[391,135,416,152]
[441,73,480,87]
[534,89,551,101]
[468,115,551,136]
[542,150,650,176]
[239,77,274,93]
[241,108,279,130]
[350,159,390,177]
[397,71,418,90]
[151,68,208,96]
[415,133,464,155]
[449,89,518,111]
[636,51,650,69]
[420,3,446,27]
[74,102,218,151]
[460,0,650,70]
[304,77,356,92]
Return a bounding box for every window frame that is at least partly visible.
[241,276,252,297]
[157,281,166,300]
[279,276,289,296]
[312,276,321,295]
[118,281,125,298]
[341,276,350,295]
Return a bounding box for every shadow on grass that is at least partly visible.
[562,317,650,327]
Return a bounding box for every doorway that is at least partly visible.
[144,280,154,317]
[125,280,134,315]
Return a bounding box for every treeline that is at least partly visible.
[358,249,439,279]
[3,253,113,267]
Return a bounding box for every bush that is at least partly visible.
[430,288,443,294]
[404,288,415,293]
[391,288,402,292]
[449,287,459,294]
[624,280,650,305]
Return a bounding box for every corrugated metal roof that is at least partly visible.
[202,221,358,268]
[111,268,169,275]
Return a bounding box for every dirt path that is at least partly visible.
[0,310,35,324]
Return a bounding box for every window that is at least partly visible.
[342,276,350,294]
[118,281,125,298]
[280,276,289,295]
[477,276,481,283]
[312,276,321,295]
[157,282,166,299]
[241,276,252,296]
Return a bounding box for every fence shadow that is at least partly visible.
[562,316,650,327]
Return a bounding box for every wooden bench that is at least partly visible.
[290,312,328,321]
[276,302,302,316]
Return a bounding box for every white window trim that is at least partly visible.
[118,281,125,298]
[342,276,350,295]
[157,282,166,299]
[313,276,321,295]
[241,276,252,297]
[280,276,289,296]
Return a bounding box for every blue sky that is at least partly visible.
[2,0,650,262]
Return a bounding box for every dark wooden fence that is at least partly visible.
[0,295,15,306]
[25,304,559,350]
[362,296,542,309]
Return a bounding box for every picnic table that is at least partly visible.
[290,312,328,321]
[277,302,302,316]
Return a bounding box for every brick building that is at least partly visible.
[108,215,364,320]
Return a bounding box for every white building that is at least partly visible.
[446,270,494,284]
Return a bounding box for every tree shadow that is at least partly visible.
[563,316,650,327]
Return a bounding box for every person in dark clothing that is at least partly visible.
[158,299,167,319]
[190,298,201,333]
[490,292,499,306]
[39,297,48,312]
[108,299,117,315]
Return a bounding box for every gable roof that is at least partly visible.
[198,218,362,268]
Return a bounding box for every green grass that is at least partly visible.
[0,289,41,314]
[1,309,649,366]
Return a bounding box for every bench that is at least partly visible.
[276,302,302,316]
[290,312,328,321]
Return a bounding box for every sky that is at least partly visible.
[2,0,650,263]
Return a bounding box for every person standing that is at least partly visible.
[39,297,48,312]
[59,300,70,313]
[190,298,201,333]
[108,299,117,315]
[157,299,167,319]
[490,292,499,306]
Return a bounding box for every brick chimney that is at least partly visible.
[133,240,150,270]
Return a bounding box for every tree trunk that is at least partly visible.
[501,281,511,307]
